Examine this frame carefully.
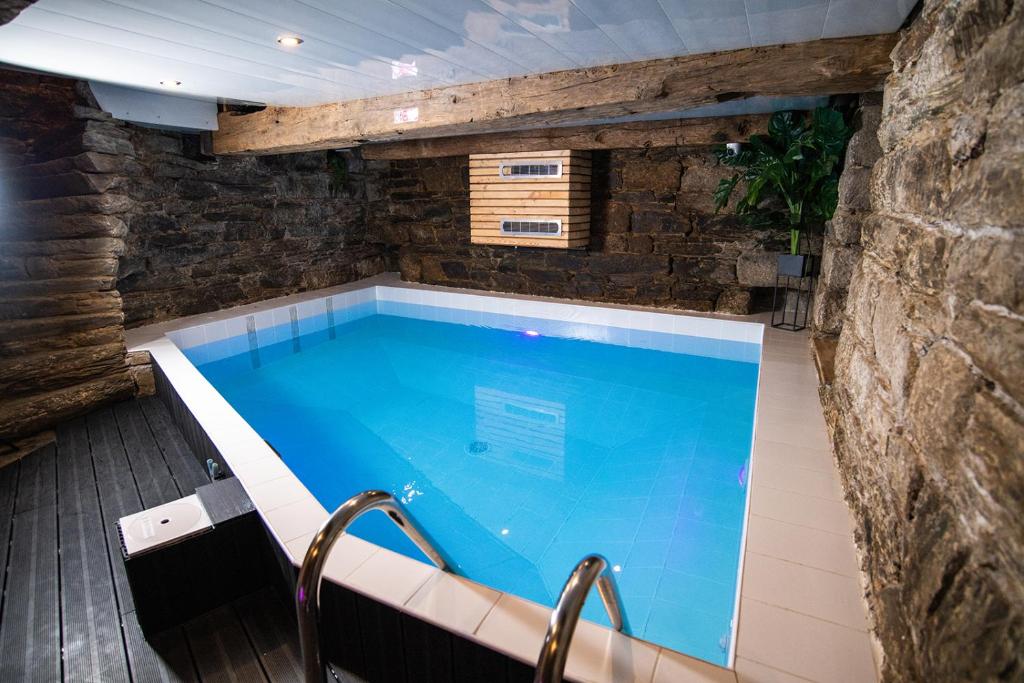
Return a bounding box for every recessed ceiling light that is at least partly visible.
[277,35,303,47]
[159,79,182,87]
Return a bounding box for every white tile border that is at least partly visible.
[130,275,874,683]
[134,275,762,366]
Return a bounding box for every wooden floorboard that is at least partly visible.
[233,588,304,682]
[13,441,57,514]
[114,401,182,508]
[57,418,132,683]
[0,458,20,625]
[87,408,147,617]
[0,444,60,682]
[56,417,98,517]
[184,605,271,683]
[0,398,312,683]
[123,610,200,683]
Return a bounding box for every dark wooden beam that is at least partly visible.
[359,114,771,159]
[212,34,897,156]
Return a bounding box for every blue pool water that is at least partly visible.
[189,310,759,665]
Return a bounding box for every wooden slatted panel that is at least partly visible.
[470,150,590,249]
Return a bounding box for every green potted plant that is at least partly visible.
[713,107,851,277]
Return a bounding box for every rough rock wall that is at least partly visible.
[823,1,1023,680]
[119,142,386,327]
[0,69,387,438]
[0,71,135,439]
[369,149,789,313]
[812,93,883,336]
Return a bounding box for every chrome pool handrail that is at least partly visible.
[296,490,448,683]
[533,554,630,683]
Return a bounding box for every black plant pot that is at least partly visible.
[777,253,812,278]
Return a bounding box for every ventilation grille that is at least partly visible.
[500,218,562,236]
[499,161,562,178]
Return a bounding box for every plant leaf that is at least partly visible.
[713,175,740,212]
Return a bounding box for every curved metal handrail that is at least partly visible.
[296,490,448,683]
[534,554,630,683]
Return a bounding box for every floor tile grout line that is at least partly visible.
[752,482,845,504]
[736,655,818,682]
[749,512,855,538]
[744,549,866,579]
[741,596,870,634]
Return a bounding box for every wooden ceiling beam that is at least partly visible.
[359,115,771,159]
[212,34,897,156]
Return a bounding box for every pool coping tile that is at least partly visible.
[404,571,502,635]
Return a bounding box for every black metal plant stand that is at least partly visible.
[771,267,814,331]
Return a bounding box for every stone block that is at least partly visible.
[811,287,849,337]
[906,342,979,472]
[871,134,952,220]
[837,165,872,212]
[827,211,863,246]
[946,230,1023,315]
[586,253,668,276]
[952,300,1024,403]
[818,241,862,291]
[603,201,631,233]
[714,288,751,314]
[621,160,681,193]
[862,214,950,292]
[735,250,778,287]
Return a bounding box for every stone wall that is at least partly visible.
[0,71,135,439]
[812,92,882,336]
[0,70,387,438]
[821,1,1023,680]
[118,138,385,327]
[368,148,789,313]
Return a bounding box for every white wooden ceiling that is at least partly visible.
[0,0,914,108]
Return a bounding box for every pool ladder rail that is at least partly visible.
[295,491,630,683]
[533,554,630,683]
[295,489,448,683]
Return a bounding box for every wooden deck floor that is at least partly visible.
[0,397,311,683]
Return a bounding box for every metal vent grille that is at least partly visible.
[500,218,563,236]
[499,161,562,178]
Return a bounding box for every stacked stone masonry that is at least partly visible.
[0,72,135,439]
[366,149,791,314]
[820,1,1023,680]
[0,70,386,438]
[118,137,385,327]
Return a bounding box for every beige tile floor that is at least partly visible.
[736,321,878,683]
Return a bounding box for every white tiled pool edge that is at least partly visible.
[128,275,877,683]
